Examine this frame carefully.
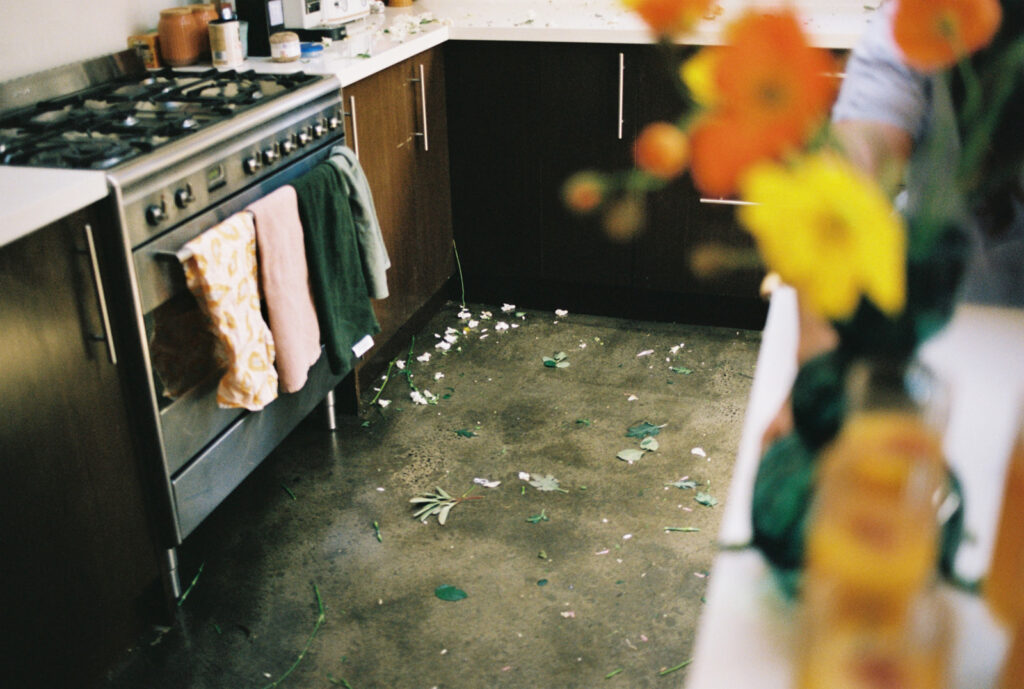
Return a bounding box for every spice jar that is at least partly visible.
[269,31,300,62]
[191,4,219,59]
[158,7,201,67]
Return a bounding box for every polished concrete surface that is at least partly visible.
[103,302,761,689]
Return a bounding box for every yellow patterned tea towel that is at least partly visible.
[178,212,278,410]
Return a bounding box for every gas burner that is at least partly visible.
[27,139,141,170]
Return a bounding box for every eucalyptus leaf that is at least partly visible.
[626,422,665,438]
[455,429,478,438]
[670,366,693,374]
[640,436,659,451]
[434,584,467,601]
[543,357,557,367]
[666,479,697,490]
[528,474,568,492]
[438,503,454,525]
[695,492,719,507]
[617,448,645,463]
[555,361,570,368]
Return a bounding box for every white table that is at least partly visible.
[685,287,1024,688]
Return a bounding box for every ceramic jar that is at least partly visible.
[158,7,200,67]
[191,4,219,59]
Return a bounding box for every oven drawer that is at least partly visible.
[171,347,341,539]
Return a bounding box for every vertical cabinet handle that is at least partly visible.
[344,95,360,159]
[83,223,117,365]
[617,51,625,140]
[412,63,430,152]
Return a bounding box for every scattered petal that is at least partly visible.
[626,394,639,402]
[555,309,569,317]
[595,548,610,555]
[410,391,427,405]
[623,533,633,540]
[560,611,576,618]
[691,447,707,458]
[518,471,531,481]
[395,359,406,370]
[416,352,432,363]
[495,321,509,331]
[468,319,480,328]
[457,308,472,319]
[434,372,445,380]
[377,399,391,408]
[444,334,458,344]
[501,303,516,312]
[637,349,655,357]
[480,310,493,320]
[435,341,452,351]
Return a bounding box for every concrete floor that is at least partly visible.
[103,302,761,689]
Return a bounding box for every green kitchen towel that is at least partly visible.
[292,162,380,375]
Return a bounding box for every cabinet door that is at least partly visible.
[445,41,546,291]
[633,45,764,302]
[535,43,640,290]
[409,47,455,313]
[0,207,158,686]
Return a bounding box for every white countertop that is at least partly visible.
[0,168,109,248]
[686,287,1024,688]
[0,0,876,248]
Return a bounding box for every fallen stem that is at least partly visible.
[281,484,297,501]
[261,585,326,689]
[452,238,466,308]
[605,668,624,679]
[658,659,693,676]
[373,521,382,543]
[177,561,205,607]
[368,358,396,407]
[664,526,700,533]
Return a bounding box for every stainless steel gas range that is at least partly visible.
[0,51,350,596]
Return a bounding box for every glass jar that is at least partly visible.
[805,360,948,598]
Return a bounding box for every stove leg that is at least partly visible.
[324,389,338,431]
[164,547,183,601]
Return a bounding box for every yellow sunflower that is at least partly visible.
[737,154,906,321]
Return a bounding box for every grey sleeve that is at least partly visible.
[831,4,930,142]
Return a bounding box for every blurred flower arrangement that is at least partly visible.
[565,0,1024,595]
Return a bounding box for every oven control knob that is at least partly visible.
[262,147,279,165]
[298,128,312,146]
[313,121,327,139]
[145,200,167,226]
[281,138,296,155]
[243,155,262,175]
[328,115,340,130]
[174,184,195,209]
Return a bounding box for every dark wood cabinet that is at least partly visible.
[342,46,455,394]
[446,41,766,328]
[0,204,160,688]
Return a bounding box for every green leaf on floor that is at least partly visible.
[695,492,719,507]
[434,584,467,602]
[542,351,570,368]
[626,421,664,438]
[455,428,477,438]
[537,579,548,586]
[670,366,693,374]
[527,509,549,523]
[617,448,645,464]
[666,479,697,490]
[528,473,569,492]
[639,436,659,452]
[576,418,593,426]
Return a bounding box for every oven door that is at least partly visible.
[133,144,334,478]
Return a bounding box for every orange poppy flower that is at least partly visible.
[893,0,1002,71]
[715,9,838,149]
[688,113,781,197]
[626,0,715,37]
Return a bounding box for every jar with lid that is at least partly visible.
[158,8,201,67]
[269,31,300,62]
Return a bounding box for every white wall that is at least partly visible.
[0,0,181,83]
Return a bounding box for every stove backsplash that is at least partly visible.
[2,0,174,84]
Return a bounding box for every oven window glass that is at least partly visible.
[146,291,226,408]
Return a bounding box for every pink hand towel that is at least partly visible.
[248,186,323,393]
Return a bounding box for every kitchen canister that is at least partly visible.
[190,4,219,59]
[209,6,244,69]
[158,7,200,67]
[269,31,300,62]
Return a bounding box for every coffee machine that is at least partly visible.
[237,0,370,55]
[283,0,372,39]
